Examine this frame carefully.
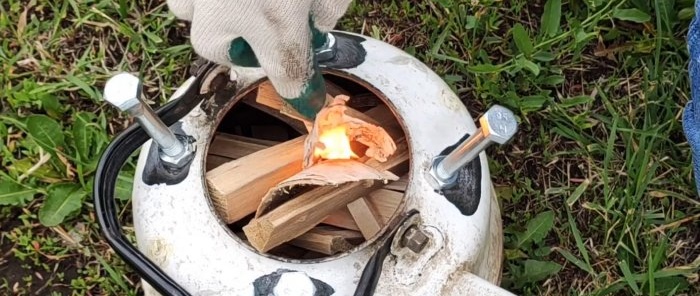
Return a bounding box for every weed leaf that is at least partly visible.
[517,57,540,76]
[468,63,502,73]
[566,179,590,206]
[521,259,563,285]
[39,183,85,226]
[519,95,549,113]
[26,115,65,152]
[0,121,7,139]
[72,112,96,163]
[0,178,36,205]
[541,0,562,37]
[541,75,565,86]
[619,260,642,294]
[66,75,98,100]
[560,96,593,108]
[95,254,131,292]
[512,24,534,56]
[613,9,651,23]
[554,247,595,275]
[533,51,556,62]
[40,95,62,118]
[116,171,134,201]
[517,210,555,247]
[678,8,695,21]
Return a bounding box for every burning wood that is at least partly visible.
[303,95,396,168]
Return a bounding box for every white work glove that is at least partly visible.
[166,0,352,119]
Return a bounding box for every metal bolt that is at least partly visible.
[103,73,192,167]
[401,226,430,253]
[429,105,518,189]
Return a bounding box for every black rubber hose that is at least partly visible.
[93,64,215,296]
[353,210,418,296]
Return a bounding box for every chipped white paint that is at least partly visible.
[273,272,317,296]
[132,31,514,295]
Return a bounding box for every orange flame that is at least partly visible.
[313,126,358,160]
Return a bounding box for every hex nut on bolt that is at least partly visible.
[401,226,430,253]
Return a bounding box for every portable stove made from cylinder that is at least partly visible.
[94,31,518,296]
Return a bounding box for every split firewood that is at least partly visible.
[206,134,276,171]
[255,81,384,132]
[242,138,409,253]
[209,133,278,160]
[322,188,404,231]
[288,226,363,255]
[343,174,408,238]
[206,136,305,224]
[382,175,409,192]
[242,97,310,134]
[206,155,231,171]
[255,80,352,132]
[347,197,382,239]
[303,95,396,168]
[256,79,398,136]
[267,244,309,259]
[364,105,402,137]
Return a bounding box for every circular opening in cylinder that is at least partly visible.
[204,71,410,262]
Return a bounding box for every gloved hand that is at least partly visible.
[166,0,352,119]
[685,0,700,196]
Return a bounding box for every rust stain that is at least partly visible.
[147,238,172,266]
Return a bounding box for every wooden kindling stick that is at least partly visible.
[288,226,363,255]
[206,133,278,170]
[347,197,383,239]
[206,136,305,224]
[322,188,404,231]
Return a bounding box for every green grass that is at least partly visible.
[1,0,699,295]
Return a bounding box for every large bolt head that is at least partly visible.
[480,105,518,144]
[103,72,142,112]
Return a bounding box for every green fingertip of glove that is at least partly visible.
[283,69,327,120]
[228,37,260,67]
[309,17,327,50]
[228,17,329,119]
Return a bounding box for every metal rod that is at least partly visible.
[103,72,187,160]
[127,103,184,157]
[436,130,488,180]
